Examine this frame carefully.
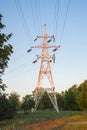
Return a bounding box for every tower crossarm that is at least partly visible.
[48,45,60,48]
[31,45,60,49]
[31,45,42,48]
[36,35,54,39]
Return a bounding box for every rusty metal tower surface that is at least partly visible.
[30,25,60,112]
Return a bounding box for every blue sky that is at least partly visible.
[0,0,87,98]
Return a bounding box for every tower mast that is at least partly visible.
[31,25,60,112]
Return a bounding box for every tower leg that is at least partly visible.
[46,88,59,112]
[33,88,45,112]
[33,87,59,112]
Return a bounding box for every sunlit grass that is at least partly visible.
[0,110,85,130]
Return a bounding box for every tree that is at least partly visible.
[68,85,80,110]
[21,95,35,113]
[0,95,14,120]
[0,13,13,120]
[0,13,13,93]
[9,92,20,114]
[38,92,53,110]
[0,78,6,94]
[56,92,64,110]
[77,80,87,111]
[63,85,79,110]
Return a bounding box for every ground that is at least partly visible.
[0,110,87,130]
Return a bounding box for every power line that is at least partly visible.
[4,68,32,80]
[35,0,40,33]
[55,0,60,39]
[6,59,32,74]
[28,0,37,33]
[6,0,70,82]
[53,0,59,38]
[15,0,29,43]
[17,0,32,40]
[13,0,34,67]
[15,0,32,43]
[60,0,70,43]
[3,60,37,80]
[37,0,42,32]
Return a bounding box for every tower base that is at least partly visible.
[33,87,59,112]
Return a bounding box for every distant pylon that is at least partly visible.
[31,25,60,112]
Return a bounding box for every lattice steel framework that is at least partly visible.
[31,25,60,112]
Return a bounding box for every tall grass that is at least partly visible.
[0,110,84,130]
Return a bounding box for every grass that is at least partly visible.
[14,110,83,125]
[0,110,85,130]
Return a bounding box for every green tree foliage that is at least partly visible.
[56,92,64,110]
[0,78,6,94]
[0,13,13,120]
[68,85,80,110]
[9,92,20,114]
[21,95,35,112]
[0,95,14,120]
[63,85,79,110]
[77,80,87,111]
[61,85,78,110]
[0,13,13,93]
[38,92,53,110]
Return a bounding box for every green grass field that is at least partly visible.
[0,110,86,130]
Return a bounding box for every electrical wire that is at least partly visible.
[4,68,32,80]
[15,0,32,42]
[28,0,37,33]
[55,0,60,39]
[15,0,29,43]
[60,0,70,43]
[13,0,34,67]
[17,0,32,40]
[35,0,40,33]
[53,0,59,38]
[6,59,32,73]
[4,1,70,81]
[37,0,42,33]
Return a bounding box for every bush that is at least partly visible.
[21,95,35,112]
[9,92,20,114]
[0,95,15,120]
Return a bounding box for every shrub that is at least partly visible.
[0,95,15,120]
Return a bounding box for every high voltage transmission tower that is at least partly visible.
[28,24,60,112]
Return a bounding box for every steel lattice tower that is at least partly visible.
[30,25,60,112]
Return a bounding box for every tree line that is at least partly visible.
[1,80,87,120]
[21,80,87,112]
[0,13,87,120]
